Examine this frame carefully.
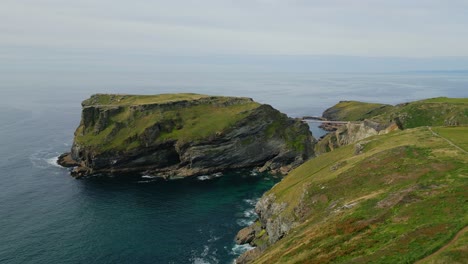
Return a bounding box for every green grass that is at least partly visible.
[75,95,261,152]
[82,93,211,106]
[323,101,393,121]
[419,97,468,104]
[323,97,468,128]
[251,127,468,264]
[157,103,259,143]
[418,227,468,264]
[432,126,468,152]
[315,98,467,156]
[370,97,468,128]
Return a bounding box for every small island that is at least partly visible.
[58,93,315,178]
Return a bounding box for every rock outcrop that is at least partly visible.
[235,226,256,245]
[59,93,315,178]
[315,120,399,155]
[234,193,297,263]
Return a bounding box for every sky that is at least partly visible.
[2,0,468,73]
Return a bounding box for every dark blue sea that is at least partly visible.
[1,72,467,263]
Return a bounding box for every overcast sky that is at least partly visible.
[2,0,468,73]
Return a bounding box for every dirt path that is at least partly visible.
[415,226,468,263]
[427,127,468,154]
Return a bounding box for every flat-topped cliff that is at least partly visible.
[59,93,315,178]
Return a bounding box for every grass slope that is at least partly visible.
[432,127,468,152]
[253,126,468,263]
[375,97,468,128]
[323,101,392,121]
[322,97,468,128]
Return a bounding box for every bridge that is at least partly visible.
[300,117,362,124]
[302,120,353,124]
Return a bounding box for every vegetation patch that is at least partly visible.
[432,126,468,152]
[322,97,468,128]
[322,100,393,121]
[251,127,468,264]
[81,93,210,106]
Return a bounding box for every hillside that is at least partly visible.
[322,97,468,128]
[315,97,468,154]
[59,93,315,178]
[322,101,393,121]
[237,126,468,263]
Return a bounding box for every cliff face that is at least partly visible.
[59,93,315,178]
[315,120,399,155]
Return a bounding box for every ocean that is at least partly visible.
[0,72,467,263]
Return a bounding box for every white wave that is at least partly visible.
[141,175,157,179]
[243,198,258,206]
[197,175,211,181]
[46,156,62,168]
[243,208,255,218]
[30,150,64,169]
[197,172,223,181]
[235,198,260,226]
[207,236,221,243]
[231,243,254,256]
[191,245,219,264]
[236,218,255,227]
[201,245,209,258]
[192,258,210,264]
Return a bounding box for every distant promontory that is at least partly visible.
[58,93,315,178]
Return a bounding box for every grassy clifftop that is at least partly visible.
[377,97,468,128]
[322,101,393,121]
[322,97,468,128]
[81,93,210,106]
[75,94,261,152]
[246,126,467,263]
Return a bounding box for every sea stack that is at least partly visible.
[59,93,315,178]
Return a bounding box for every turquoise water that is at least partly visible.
[0,91,281,264]
[3,137,279,263]
[1,72,466,263]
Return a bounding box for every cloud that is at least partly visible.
[1,0,468,66]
